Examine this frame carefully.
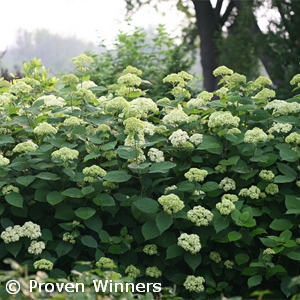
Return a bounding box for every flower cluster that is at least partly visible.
[0,154,10,166]
[33,259,54,270]
[169,129,189,147]
[213,66,233,77]
[290,74,300,86]
[143,122,156,136]
[228,73,247,85]
[265,183,279,195]
[123,66,143,75]
[259,170,275,182]
[187,205,213,226]
[224,260,234,269]
[285,132,300,144]
[76,80,97,90]
[209,251,222,263]
[2,184,19,195]
[263,248,275,255]
[162,108,189,125]
[145,266,162,278]
[216,199,235,215]
[253,88,275,101]
[255,76,272,86]
[61,74,79,85]
[227,128,241,135]
[82,165,107,182]
[244,127,268,144]
[189,133,203,146]
[125,265,141,278]
[118,73,142,86]
[164,185,177,194]
[34,122,57,135]
[96,257,115,269]
[158,194,184,214]
[63,116,85,127]
[221,194,238,202]
[13,141,38,153]
[208,111,240,129]
[184,168,208,182]
[219,177,236,191]
[178,233,201,254]
[147,148,164,162]
[183,275,205,292]
[123,117,145,134]
[40,95,66,107]
[143,244,158,255]
[264,100,300,116]
[28,240,46,255]
[9,81,33,95]
[124,97,158,118]
[105,96,130,112]
[239,185,261,199]
[51,147,79,162]
[71,54,93,73]
[268,122,292,134]
[186,97,206,109]
[62,232,76,244]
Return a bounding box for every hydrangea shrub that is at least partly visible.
[1,57,300,298]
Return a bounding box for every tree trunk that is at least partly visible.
[192,0,219,91]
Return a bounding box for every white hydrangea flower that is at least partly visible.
[184,168,208,182]
[219,177,236,191]
[124,97,158,118]
[148,148,164,162]
[184,275,205,292]
[145,266,162,278]
[268,122,293,134]
[216,199,235,215]
[117,73,142,86]
[40,95,66,107]
[9,81,33,94]
[169,129,189,147]
[264,100,300,116]
[189,133,203,145]
[51,147,79,162]
[158,194,184,214]
[143,244,158,255]
[187,205,213,226]
[208,111,240,128]
[33,259,53,270]
[28,241,45,255]
[178,233,201,254]
[162,108,189,125]
[13,141,38,153]
[0,154,10,166]
[33,122,57,135]
[2,184,19,195]
[221,194,239,202]
[259,170,275,181]
[244,127,268,144]
[76,80,97,89]
[285,132,300,144]
[239,185,261,199]
[63,116,85,127]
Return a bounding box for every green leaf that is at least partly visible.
[270,219,293,231]
[279,148,298,162]
[55,241,73,257]
[276,162,297,177]
[274,175,296,183]
[184,252,201,271]
[156,212,173,234]
[47,191,65,205]
[61,188,83,198]
[16,175,36,187]
[81,185,95,196]
[93,194,115,207]
[104,170,131,183]
[235,253,250,265]
[259,238,277,248]
[117,146,139,160]
[75,207,96,220]
[149,161,177,173]
[81,235,98,248]
[5,193,23,208]
[133,197,159,214]
[142,221,160,240]
[213,211,230,233]
[286,252,300,261]
[248,275,262,289]
[201,181,219,192]
[197,136,223,154]
[228,231,242,242]
[6,241,22,257]
[219,156,240,166]
[36,172,60,180]
[102,141,117,151]
[285,195,300,214]
[0,135,15,145]
[166,244,184,259]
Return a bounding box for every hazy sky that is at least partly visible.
[0,0,185,51]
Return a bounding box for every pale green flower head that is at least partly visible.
[253,88,276,101]
[143,244,158,255]
[76,80,97,90]
[22,221,42,239]
[61,74,80,85]
[178,233,201,254]
[158,194,184,214]
[224,260,234,269]
[13,141,38,154]
[123,66,143,75]
[216,199,235,215]
[189,133,203,146]
[209,251,222,263]
[75,87,96,101]
[96,257,115,269]
[124,97,158,118]
[228,73,247,84]
[63,232,76,244]
[83,165,106,179]
[123,117,145,134]
[28,241,45,255]
[164,185,177,194]
[265,100,300,116]
[285,132,300,144]
[186,97,206,109]
[33,259,53,271]
[215,86,229,98]
[40,95,66,108]
[106,96,130,112]
[1,226,21,243]
[239,185,261,199]
[125,265,140,278]
[0,154,10,166]
[145,266,162,278]
[187,205,213,226]
[221,194,239,203]
[244,127,268,144]
[163,73,185,85]
[265,183,279,195]
[34,122,57,136]
[184,275,205,292]
[169,129,189,147]
[0,95,12,108]
[290,74,300,86]
[148,148,164,163]
[263,248,275,255]
[255,76,272,86]
[184,168,208,183]
[215,164,227,174]
[198,91,213,102]
[143,122,156,136]
[259,170,275,182]
[71,54,93,73]
[268,122,292,134]
[213,65,234,77]
[162,108,189,125]
[63,116,85,127]
[219,177,236,191]
[51,147,79,162]
[9,81,33,95]
[227,128,241,135]
[97,124,111,132]
[117,73,142,86]
[208,111,240,129]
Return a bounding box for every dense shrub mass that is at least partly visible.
[1,56,300,299]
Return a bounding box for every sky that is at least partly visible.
[0,0,185,52]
